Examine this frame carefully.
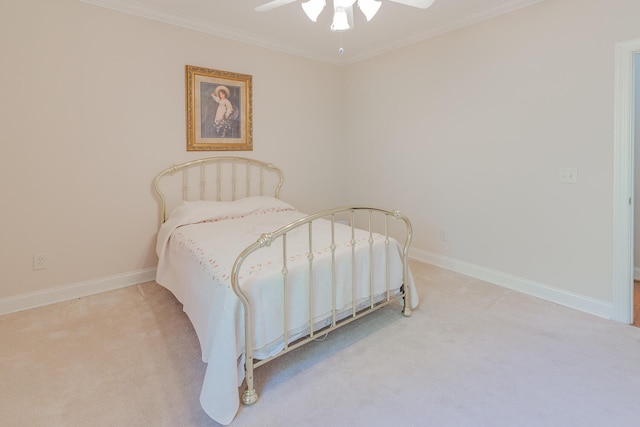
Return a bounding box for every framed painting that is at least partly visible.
[186,65,253,151]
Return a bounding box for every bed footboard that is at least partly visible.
[230,206,413,406]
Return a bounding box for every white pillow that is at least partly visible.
[166,196,296,225]
[157,196,297,259]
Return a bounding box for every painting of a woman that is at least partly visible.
[187,65,252,151]
[201,83,240,138]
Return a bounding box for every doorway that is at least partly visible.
[613,39,640,324]
[634,52,640,326]
[635,281,640,326]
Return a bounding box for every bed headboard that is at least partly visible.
[153,157,284,224]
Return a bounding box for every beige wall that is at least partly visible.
[0,0,345,300]
[3,0,640,317]
[343,0,640,304]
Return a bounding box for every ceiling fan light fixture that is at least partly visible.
[357,0,381,21]
[301,0,326,22]
[334,0,356,7]
[330,6,350,31]
[256,0,436,37]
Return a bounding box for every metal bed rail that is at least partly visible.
[230,206,413,406]
[152,156,284,224]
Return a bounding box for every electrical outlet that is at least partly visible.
[33,253,47,271]
[439,229,447,242]
[559,168,578,183]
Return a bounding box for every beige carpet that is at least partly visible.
[3,260,640,426]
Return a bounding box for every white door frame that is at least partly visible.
[612,38,640,323]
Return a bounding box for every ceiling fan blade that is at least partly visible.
[255,0,298,12]
[387,0,435,9]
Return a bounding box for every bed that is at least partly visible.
[153,157,418,425]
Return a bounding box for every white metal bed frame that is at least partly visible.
[153,156,284,224]
[153,156,413,408]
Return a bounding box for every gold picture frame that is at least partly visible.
[186,65,253,151]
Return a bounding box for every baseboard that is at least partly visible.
[410,248,613,320]
[3,254,616,320]
[634,267,640,281]
[0,268,157,316]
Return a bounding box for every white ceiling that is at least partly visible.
[80,0,544,65]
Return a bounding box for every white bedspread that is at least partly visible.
[155,197,418,425]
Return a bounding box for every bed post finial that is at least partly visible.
[257,233,273,247]
[403,303,413,317]
[242,388,258,406]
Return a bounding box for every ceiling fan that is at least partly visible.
[255,0,436,32]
